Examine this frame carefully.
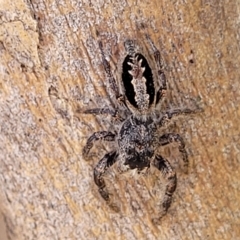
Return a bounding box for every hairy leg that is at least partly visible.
[158,108,199,127]
[78,108,125,122]
[94,151,118,203]
[98,41,121,99]
[78,107,117,116]
[153,155,177,219]
[82,131,116,158]
[159,133,188,171]
[145,34,167,105]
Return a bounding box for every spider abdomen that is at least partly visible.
[122,53,155,111]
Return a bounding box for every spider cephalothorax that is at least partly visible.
[82,35,198,221]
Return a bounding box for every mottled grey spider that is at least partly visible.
[82,35,198,219]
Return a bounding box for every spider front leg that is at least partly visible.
[82,131,116,158]
[94,151,119,209]
[145,34,167,105]
[79,108,117,116]
[79,108,125,123]
[159,133,188,172]
[153,155,177,220]
[159,108,199,127]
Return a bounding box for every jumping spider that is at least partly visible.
[82,35,198,219]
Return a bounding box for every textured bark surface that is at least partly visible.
[0,0,239,239]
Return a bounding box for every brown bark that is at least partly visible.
[0,0,239,239]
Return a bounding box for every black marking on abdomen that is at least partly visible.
[122,53,154,109]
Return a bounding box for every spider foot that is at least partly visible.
[98,187,110,201]
[98,187,120,212]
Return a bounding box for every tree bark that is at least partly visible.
[0,0,239,239]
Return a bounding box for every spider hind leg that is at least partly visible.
[145,34,167,105]
[98,40,121,100]
[94,151,119,210]
[153,155,177,219]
